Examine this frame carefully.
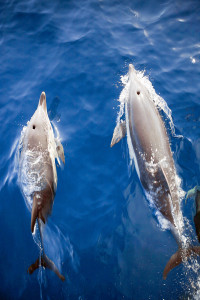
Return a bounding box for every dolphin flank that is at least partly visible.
[111,64,200,279]
[19,92,65,281]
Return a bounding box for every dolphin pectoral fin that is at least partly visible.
[163,246,200,279]
[27,255,65,281]
[185,186,200,204]
[185,186,197,204]
[110,121,126,147]
[31,195,38,233]
[56,141,65,165]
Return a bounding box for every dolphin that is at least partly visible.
[111,64,200,279]
[19,92,65,281]
[186,186,200,243]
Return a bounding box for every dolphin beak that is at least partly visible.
[39,91,47,112]
[128,64,136,80]
[129,64,134,74]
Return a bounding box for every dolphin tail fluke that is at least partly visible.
[28,254,65,281]
[163,246,200,280]
[31,195,45,233]
[110,121,126,147]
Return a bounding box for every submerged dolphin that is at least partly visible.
[111,64,200,279]
[19,92,65,281]
[186,186,200,243]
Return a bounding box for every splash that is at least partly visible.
[0,136,19,192]
[116,73,129,125]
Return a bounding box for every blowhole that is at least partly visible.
[137,91,140,95]
[33,125,36,129]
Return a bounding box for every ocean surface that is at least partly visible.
[0,0,200,299]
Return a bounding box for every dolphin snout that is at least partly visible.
[129,64,134,73]
[39,91,47,112]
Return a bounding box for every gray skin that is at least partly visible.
[20,92,65,281]
[24,92,56,229]
[127,66,180,227]
[111,65,200,279]
[186,186,200,243]
[111,64,180,228]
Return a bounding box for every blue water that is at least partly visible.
[0,0,200,299]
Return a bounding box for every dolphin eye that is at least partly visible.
[33,125,36,129]
[137,91,140,95]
